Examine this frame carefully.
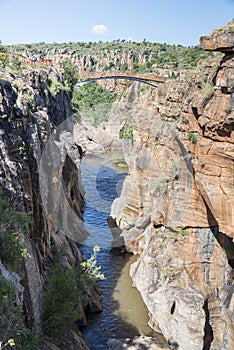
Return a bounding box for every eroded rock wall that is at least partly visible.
[111,27,234,350]
[0,67,97,348]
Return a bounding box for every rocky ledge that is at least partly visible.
[200,23,234,53]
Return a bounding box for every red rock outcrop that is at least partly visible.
[200,23,234,53]
[111,25,234,350]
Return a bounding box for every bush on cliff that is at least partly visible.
[0,196,40,349]
[0,196,30,272]
[0,277,40,349]
[60,59,79,91]
[0,53,8,68]
[43,263,83,339]
[119,120,133,140]
[43,246,104,340]
[0,277,24,347]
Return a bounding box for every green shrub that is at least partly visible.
[119,120,133,140]
[43,263,83,339]
[13,80,23,93]
[181,116,189,124]
[228,18,234,30]
[172,229,190,242]
[140,84,149,93]
[171,105,181,118]
[0,197,30,271]
[0,277,40,350]
[0,41,7,53]
[17,331,41,350]
[24,93,34,103]
[150,177,169,194]
[60,59,79,90]
[120,63,128,71]
[43,246,104,340]
[0,53,8,68]
[48,78,63,94]
[80,245,105,280]
[0,196,39,348]
[72,82,116,112]
[0,277,23,345]
[200,82,214,100]
[170,161,180,172]
[187,131,197,144]
[11,57,22,73]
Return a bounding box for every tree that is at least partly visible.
[59,59,79,91]
[43,263,82,339]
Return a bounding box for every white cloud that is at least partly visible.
[92,24,108,35]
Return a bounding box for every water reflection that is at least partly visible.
[80,153,161,350]
[80,153,127,248]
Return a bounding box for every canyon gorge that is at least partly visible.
[0,23,233,350]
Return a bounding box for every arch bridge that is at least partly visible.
[77,71,167,87]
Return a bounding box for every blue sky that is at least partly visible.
[0,0,234,46]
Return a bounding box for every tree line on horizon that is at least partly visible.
[2,39,220,71]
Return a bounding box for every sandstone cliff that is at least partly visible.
[0,66,100,349]
[110,25,234,350]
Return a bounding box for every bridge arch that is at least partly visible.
[76,71,167,88]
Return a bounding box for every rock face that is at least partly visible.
[51,48,149,73]
[111,28,234,349]
[74,119,123,154]
[0,67,100,348]
[200,24,234,53]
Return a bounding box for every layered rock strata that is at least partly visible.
[111,26,234,350]
[0,67,100,349]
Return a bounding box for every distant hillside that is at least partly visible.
[6,40,220,71]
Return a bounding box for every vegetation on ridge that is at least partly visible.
[4,40,218,71]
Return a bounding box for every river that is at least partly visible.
[79,153,160,349]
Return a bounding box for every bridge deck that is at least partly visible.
[79,71,167,84]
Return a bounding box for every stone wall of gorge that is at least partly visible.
[0,67,100,349]
[110,26,234,350]
[49,47,148,73]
